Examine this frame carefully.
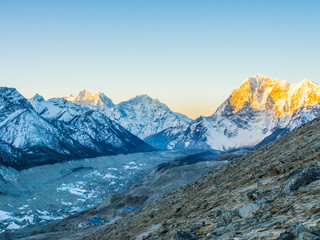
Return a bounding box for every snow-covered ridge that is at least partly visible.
[229,74,320,117]
[146,74,320,151]
[64,90,114,110]
[0,87,154,169]
[63,91,192,139]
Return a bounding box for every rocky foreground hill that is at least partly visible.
[82,117,320,239]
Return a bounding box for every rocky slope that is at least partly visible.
[80,117,320,239]
[146,74,320,150]
[64,91,192,139]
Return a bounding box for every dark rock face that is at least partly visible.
[277,232,295,240]
[173,231,197,240]
[283,166,320,193]
[298,232,320,240]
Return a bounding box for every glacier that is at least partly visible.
[0,150,206,232]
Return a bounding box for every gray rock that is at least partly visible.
[277,232,295,240]
[215,209,222,217]
[239,202,260,218]
[217,210,240,227]
[218,232,234,240]
[298,232,320,240]
[287,224,310,236]
[283,166,320,194]
[211,226,228,236]
[173,230,197,240]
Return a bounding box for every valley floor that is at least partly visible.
[0,150,209,234]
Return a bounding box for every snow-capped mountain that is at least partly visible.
[0,87,154,169]
[64,90,114,110]
[145,74,320,150]
[0,87,90,169]
[30,95,154,155]
[63,91,192,139]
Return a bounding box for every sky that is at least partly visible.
[1,0,320,119]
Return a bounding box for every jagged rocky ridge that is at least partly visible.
[64,90,192,139]
[82,116,320,239]
[145,74,320,150]
[0,88,154,169]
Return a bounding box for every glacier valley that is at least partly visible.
[0,150,213,232]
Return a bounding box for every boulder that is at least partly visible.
[239,203,260,218]
[283,166,320,194]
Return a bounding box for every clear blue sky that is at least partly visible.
[1,0,319,118]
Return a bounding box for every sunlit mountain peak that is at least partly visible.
[230,75,320,117]
[63,90,114,109]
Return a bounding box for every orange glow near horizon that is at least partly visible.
[169,104,218,120]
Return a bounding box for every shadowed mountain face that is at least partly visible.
[29,96,155,155]
[0,88,154,170]
[146,74,320,150]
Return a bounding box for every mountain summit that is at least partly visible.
[146,75,320,150]
[229,74,320,117]
[64,90,114,110]
[64,91,192,139]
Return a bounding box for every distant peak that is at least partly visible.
[94,91,107,98]
[136,94,152,99]
[300,79,317,86]
[79,89,93,96]
[247,74,278,83]
[131,94,157,104]
[30,94,45,102]
[249,73,266,79]
[62,89,114,108]
[0,87,18,94]
[0,87,25,100]
[0,87,32,108]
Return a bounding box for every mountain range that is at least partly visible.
[145,74,320,150]
[1,74,320,169]
[0,88,153,169]
[81,110,320,240]
[64,91,192,139]
[12,101,320,240]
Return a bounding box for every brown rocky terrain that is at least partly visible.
[82,118,320,239]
